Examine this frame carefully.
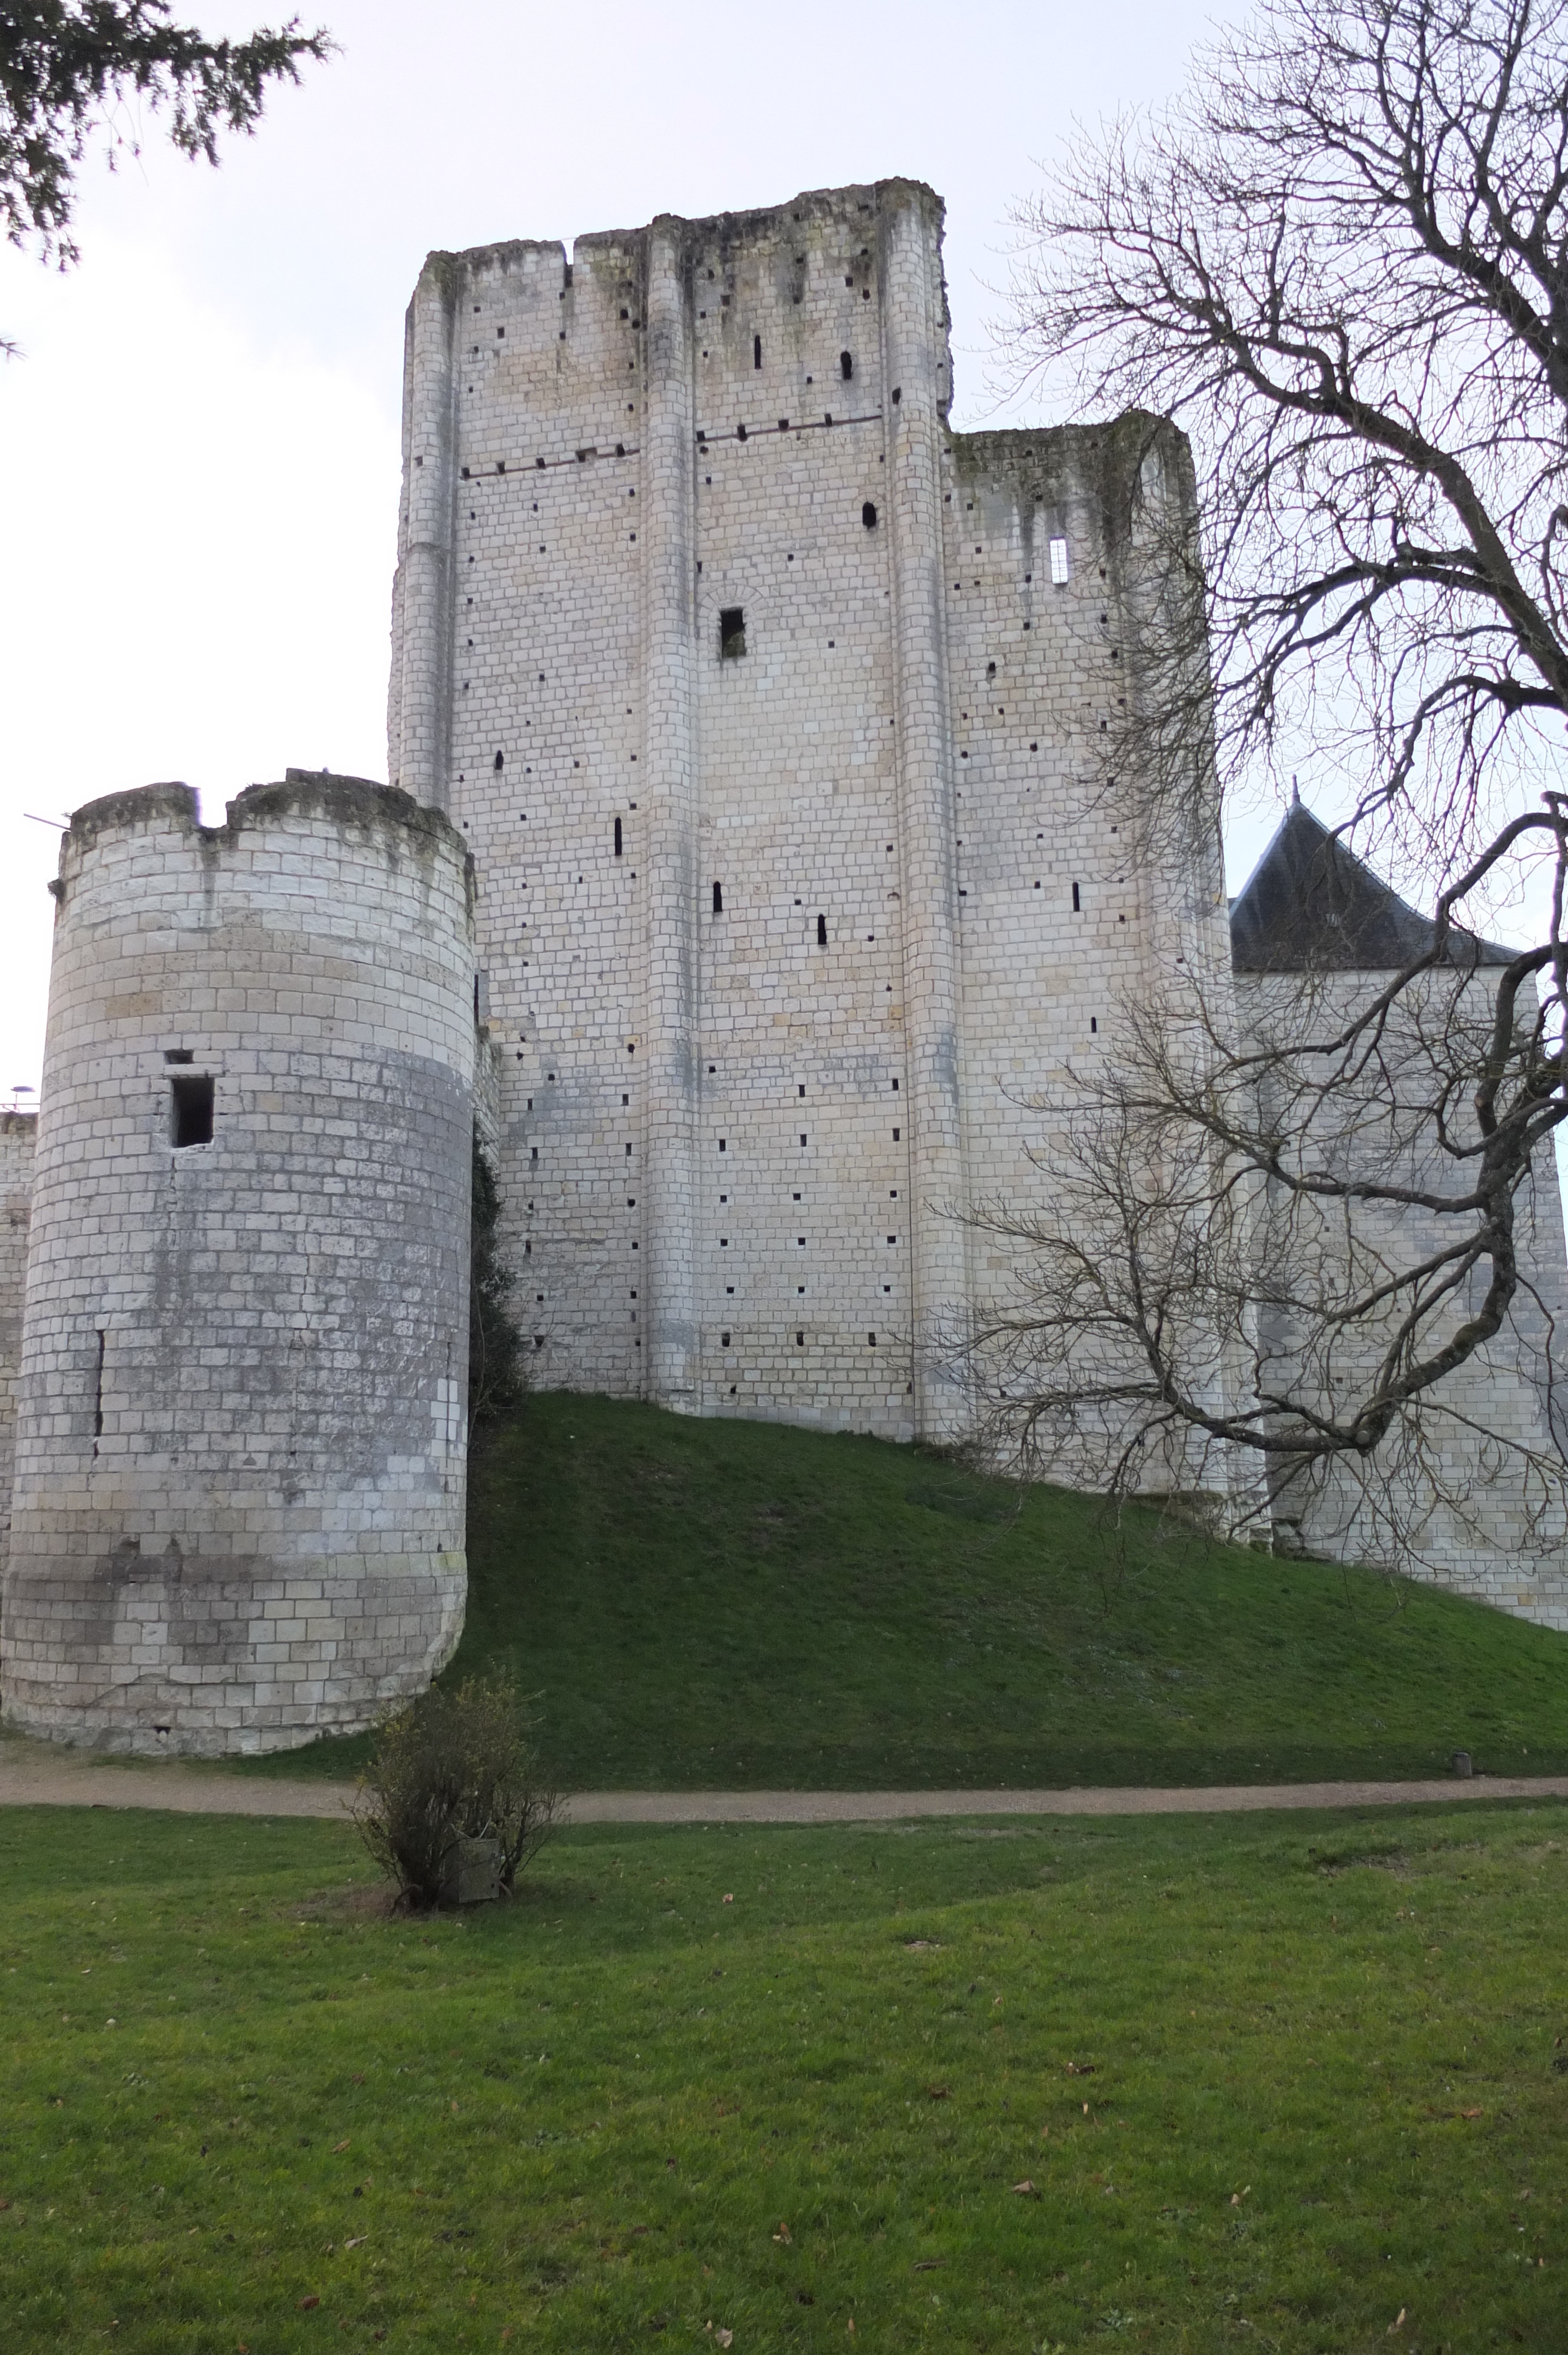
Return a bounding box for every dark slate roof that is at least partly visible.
[1229,800,1514,974]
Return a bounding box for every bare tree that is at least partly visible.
[979,0,1568,1565]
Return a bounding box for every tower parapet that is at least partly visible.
[1,773,476,1754]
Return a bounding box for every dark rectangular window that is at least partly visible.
[614,817,623,857]
[712,880,723,913]
[720,606,746,658]
[170,1073,213,1147]
[753,334,763,369]
[816,913,827,946]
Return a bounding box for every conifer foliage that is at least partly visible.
[0,2,331,284]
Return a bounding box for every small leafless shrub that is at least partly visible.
[353,1674,562,1909]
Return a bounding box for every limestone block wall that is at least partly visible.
[0,1111,36,1562]
[388,181,1218,1444]
[1236,966,1568,1624]
[1,774,477,1754]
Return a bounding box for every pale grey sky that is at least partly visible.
[0,0,1258,1100]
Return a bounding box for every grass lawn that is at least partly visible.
[242,1391,1568,1789]
[4,1799,1566,2352]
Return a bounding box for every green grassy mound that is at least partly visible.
[4,1800,1566,2352]
[254,1389,1568,1789]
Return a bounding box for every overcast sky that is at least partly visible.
[2,0,1268,1102]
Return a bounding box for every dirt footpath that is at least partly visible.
[3,1728,1566,1823]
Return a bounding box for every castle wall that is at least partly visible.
[1,775,476,1754]
[388,183,1225,1441]
[1235,966,1568,1624]
[0,1111,36,1563]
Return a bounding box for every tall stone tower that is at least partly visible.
[0,775,476,1755]
[388,180,1230,1439]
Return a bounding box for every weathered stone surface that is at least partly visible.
[386,181,1233,1446]
[0,777,477,1754]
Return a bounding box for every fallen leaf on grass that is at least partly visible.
[912,2258,945,2271]
[772,2223,793,2244]
[903,1939,941,1951]
[298,2296,320,2310]
[1388,2310,1406,2333]
[926,2086,951,2101]
[1230,2188,1251,2205]
[722,1895,734,1905]
[1065,2062,1096,2077]
[1012,2179,1041,2198]
[344,2236,367,2250]
[1460,2108,1483,2120]
[333,2140,350,2154]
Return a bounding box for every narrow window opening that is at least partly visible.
[170,1073,213,1148]
[753,334,763,369]
[893,1126,901,1140]
[816,913,827,946]
[799,1133,808,1147]
[493,750,504,772]
[614,817,623,857]
[796,1331,805,1346]
[719,606,746,658]
[868,1333,876,1346]
[92,1329,104,1440]
[712,880,723,914]
[1049,536,1071,585]
[722,1331,731,1348]
[719,1138,727,1152]
[1072,881,1081,912]
[798,1084,805,1097]
[841,350,853,380]
[1091,1016,1099,1033]
[862,501,878,529]
[162,1047,193,1065]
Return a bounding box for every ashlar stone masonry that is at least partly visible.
[0,775,476,1754]
[388,179,1231,1444]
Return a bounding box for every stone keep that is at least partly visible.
[389,178,1231,1440]
[1230,801,1568,1626]
[0,774,476,1754]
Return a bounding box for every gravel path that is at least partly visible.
[3,1730,1565,1822]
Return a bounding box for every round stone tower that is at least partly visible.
[0,773,477,1754]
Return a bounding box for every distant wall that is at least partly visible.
[1236,965,1568,1626]
[388,183,1234,1447]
